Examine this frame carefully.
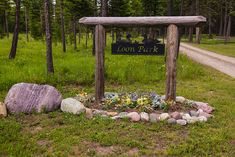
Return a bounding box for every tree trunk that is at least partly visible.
[167,0,173,16]
[225,1,232,44]
[101,0,107,17]
[188,0,195,42]
[219,6,223,36]
[25,7,29,42]
[9,0,21,59]
[73,17,77,50]
[195,0,200,44]
[44,0,54,74]
[188,27,193,42]
[4,10,9,38]
[208,14,213,39]
[223,0,228,37]
[60,0,66,52]
[180,0,184,16]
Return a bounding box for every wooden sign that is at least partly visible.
[112,43,165,55]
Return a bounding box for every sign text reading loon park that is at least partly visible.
[112,43,165,55]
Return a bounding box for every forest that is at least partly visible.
[0,0,234,62]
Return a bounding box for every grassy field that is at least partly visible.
[183,35,235,57]
[0,35,235,156]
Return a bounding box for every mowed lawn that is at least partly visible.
[0,35,235,156]
[185,36,235,58]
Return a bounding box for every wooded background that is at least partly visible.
[0,0,234,73]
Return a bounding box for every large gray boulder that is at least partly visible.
[5,83,62,113]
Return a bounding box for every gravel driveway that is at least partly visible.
[180,43,235,78]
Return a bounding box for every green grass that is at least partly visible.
[183,35,235,57]
[0,34,235,156]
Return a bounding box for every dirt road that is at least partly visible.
[180,43,235,78]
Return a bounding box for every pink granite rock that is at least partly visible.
[170,112,182,120]
[127,112,141,122]
[5,83,62,113]
[195,102,214,114]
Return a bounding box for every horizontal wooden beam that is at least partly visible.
[79,16,206,26]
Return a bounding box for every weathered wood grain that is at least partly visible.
[79,16,206,26]
[165,24,179,101]
[95,25,105,105]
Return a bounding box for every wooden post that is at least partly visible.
[95,25,105,105]
[165,24,179,101]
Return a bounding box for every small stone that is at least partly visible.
[127,112,141,122]
[149,113,160,123]
[159,113,170,121]
[176,96,186,104]
[195,102,214,114]
[107,112,118,117]
[170,112,182,120]
[167,118,176,124]
[182,113,191,120]
[93,109,108,116]
[140,112,149,122]
[85,108,93,119]
[111,116,121,120]
[198,116,207,122]
[61,98,86,115]
[199,112,213,118]
[118,112,128,118]
[189,110,199,117]
[0,102,7,117]
[187,116,199,124]
[176,119,187,126]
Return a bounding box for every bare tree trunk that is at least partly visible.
[4,10,9,38]
[208,14,213,39]
[223,0,228,37]
[44,0,54,74]
[188,0,195,42]
[167,0,173,16]
[101,0,107,46]
[180,0,184,16]
[60,0,66,52]
[219,6,223,36]
[225,1,232,44]
[195,0,200,44]
[101,0,107,17]
[9,0,21,59]
[25,7,29,42]
[73,17,77,50]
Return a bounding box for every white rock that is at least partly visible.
[187,116,199,124]
[159,113,170,121]
[176,119,187,126]
[61,98,86,115]
[198,116,207,122]
[140,112,149,122]
[127,112,141,122]
[111,116,121,120]
[176,96,186,104]
[182,113,191,120]
[149,113,160,123]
